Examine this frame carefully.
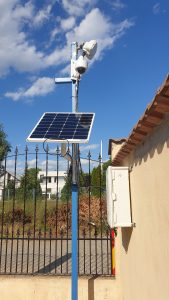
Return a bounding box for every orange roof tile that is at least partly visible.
[111,74,169,165]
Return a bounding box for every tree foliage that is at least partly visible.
[60,166,90,202]
[60,159,111,200]
[18,168,42,199]
[60,174,71,202]
[89,159,111,197]
[0,123,11,161]
[4,179,15,199]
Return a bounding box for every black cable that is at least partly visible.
[42,138,73,180]
[42,138,71,159]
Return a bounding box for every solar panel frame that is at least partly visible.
[27,112,95,144]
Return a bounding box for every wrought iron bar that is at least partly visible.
[32,145,38,273]
[0,149,112,276]
[0,154,7,271]
[10,147,18,272]
[95,227,98,275]
[27,229,31,273]
[4,228,9,273]
[38,229,41,273]
[21,146,28,273]
[66,155,70,274]
[55,146,59,273]
[49,228,52,273]
[83,228,86,274]
[15,229,20,273]
[106,228,109,274]
[44,145,49,270]
[61,229,63,273]
[88,150,92,274]
[99,153,104,274]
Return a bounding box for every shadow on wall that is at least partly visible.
[121,227,133,253]
[134,140,166,167]
[133,117,169,166]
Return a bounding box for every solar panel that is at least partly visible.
[27,112,95,143]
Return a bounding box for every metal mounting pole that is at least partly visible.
[71,42,79,300]
[54,40,97,299]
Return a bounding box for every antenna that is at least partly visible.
[101,139,103,172]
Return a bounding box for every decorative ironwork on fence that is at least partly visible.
[0,146,113,275]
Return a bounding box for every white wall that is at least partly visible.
[112,117,169,300]
[38,171,67,198]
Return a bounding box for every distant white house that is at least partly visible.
[38,170,67,199]
[0,169,21,201]
[0,168,67,201]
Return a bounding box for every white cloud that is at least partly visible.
[45,44,70,67]
[80,158,98,168]
[5,157,68,174]
[61,0,96,16]
[50,27,59,40]
[6,159,24,175]
[12,1,34,20]
[5,77,55,101]
[60,64,70,76]
[60,17,76,31]
[18,157,67,171]
[0,2,134,98]
[33,4,53,27]
[110,0,125,11]
[38,159,67,171]
[46,8,134,68]
[0,0,45,76]
[66,9,134,60]
[68,8,111,41]
[80,144,99,152]
[153,3,160,14]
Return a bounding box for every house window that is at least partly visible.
[43,176,51,183]
[40,175,44,183]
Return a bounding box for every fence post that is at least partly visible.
[110,228,115,276]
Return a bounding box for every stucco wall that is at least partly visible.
[115,117,169,300]
[0,276,122,300]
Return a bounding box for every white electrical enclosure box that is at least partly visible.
[106,166,132,228]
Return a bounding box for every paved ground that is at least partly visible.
[0,238,112,275]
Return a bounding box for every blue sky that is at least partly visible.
[0,0,169,161]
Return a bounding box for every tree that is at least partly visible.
[60,168,89,202]
[0,123,11,161]
[91,159,111,197]
[102,159,111,187]
[18,168,42,199]
[60,174,71,202]
[60,159,111,200]
[4,179,15,199]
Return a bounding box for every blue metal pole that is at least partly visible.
[71,42,78,300]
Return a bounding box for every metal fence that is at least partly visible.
[0,146,113,276]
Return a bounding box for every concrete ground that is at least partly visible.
[0,239,112,275]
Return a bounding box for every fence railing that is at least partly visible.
[0,146,113,275]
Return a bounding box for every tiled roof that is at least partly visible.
[111,74,169,165]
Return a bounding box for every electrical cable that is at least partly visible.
[42,138,71,159]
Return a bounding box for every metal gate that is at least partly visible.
[0,146,113,275]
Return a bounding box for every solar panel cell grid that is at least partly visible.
[27,112,94,143]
